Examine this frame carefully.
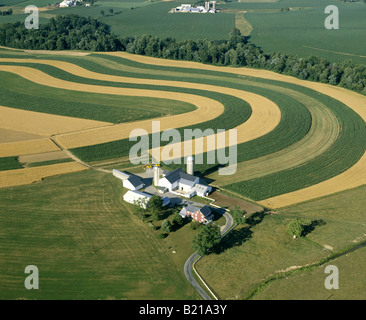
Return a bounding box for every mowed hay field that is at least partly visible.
[0,170,198,300]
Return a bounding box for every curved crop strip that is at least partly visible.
[0,62,279,151]
[259,152,366,208]
[224,96,366,201]
[208,87,340,184]
[0,65,225,141]
[0,104,111,137]
[0,60,314,170]
[113,52,366,122]
[0,72,194,124]
[1,57,362,205]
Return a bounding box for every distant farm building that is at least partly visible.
[179,204,214,224]
[172,1,217,13]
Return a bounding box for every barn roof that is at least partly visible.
[127,175,144,188]
[164,168,197,184]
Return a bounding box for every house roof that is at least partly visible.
[185,204,200,213]
[200,206,213,218]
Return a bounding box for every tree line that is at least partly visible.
[0,14,364,94]
[0,9,13,16]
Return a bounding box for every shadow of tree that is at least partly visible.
[246,211,266,227]
[212,211,268,254]
[213,227,253,254]
[302,219,326,237]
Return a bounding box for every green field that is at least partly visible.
[0,70,196,123]
[0,170,199,299]
[0,156,23,171]
[226,0,366,64]
[1,0,365,64]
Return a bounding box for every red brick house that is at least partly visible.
[179,204,214,224]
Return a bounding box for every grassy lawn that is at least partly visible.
[0,170,198,299]
[195,186,366,300]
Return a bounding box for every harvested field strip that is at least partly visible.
[0,128,44,143]
[0,162,89,189]
[26,158,74,168]
[0,104,111,137]
[259,151,366,209]
[18,150,70,164]
[0,138,60,157]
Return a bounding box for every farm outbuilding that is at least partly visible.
[123,175,144,191]
[123,190,152,209]
[112,169,130,181]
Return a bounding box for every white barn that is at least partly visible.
[113,169,130,181]
[123,175,144,191]
[159,168,198,192]
[123,190,152,209]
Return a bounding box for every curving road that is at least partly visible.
[184,211,235,300]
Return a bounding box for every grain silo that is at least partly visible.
[186,156,194,175]
[153,165,160,186]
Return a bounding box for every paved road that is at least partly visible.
[184,252,212,300]
[183,210,235,300]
